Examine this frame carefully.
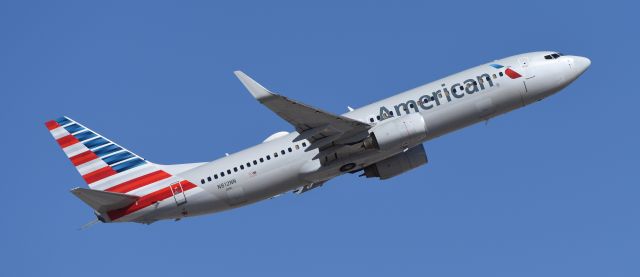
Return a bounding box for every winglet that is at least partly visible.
[234,71,274,102]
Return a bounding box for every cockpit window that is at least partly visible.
[544,53,563,60]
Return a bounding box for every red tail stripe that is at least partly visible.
[70,151,99,166]
[82,166,117,184]
[57,135,80,148]
[45,120,60,130]
[106,170,172,194]
[107,181,197,221]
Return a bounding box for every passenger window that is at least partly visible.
[493,74,497,79]
[200,179,205,184]
[240,165,244,170]
[267,155,271,160]
[295,145,300,150]
[389,111,394,115]
[452,87,456,93]
[459,86,463,90]
[260,158,264,163]
[281,150,285,155]
[227,169,231,174]
[376,115,381,120]
[499,72,504,77]
[274,152,278,158]
[253,160,258,165]
[233,167,238,172]
[246,162,251,167]
[486,76,491,81]
[302,142,307,147]
[369,118,374,122]
[552,53,560,58]
[221,172,225,177]
[214,174,218,179]
[288,147,292,152]
[207,177,211,182]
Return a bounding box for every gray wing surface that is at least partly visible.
[234,71,371,149]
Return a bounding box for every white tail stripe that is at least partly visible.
[77,158,109,176]
[63,143,87,158]
[89,163,156,190]
[51,127,68,140]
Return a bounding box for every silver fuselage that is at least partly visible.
[128,51,590,223]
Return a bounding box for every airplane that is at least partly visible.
[45,51,590,224]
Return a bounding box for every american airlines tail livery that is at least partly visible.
[46,51,590,224]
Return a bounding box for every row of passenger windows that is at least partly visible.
[367,71,506,123]
[200,142,308,184]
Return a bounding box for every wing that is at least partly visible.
[235,71,371,149]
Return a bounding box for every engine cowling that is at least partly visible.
[363,113,428,151]
[363,144,428,179]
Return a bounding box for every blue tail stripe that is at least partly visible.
[93,144,122,157]
[74,130,96,142]
[64,123,84,134]
[84,137,109,149]
[103,151,135,165]
[112,158,146,172]
[55,117,72,126]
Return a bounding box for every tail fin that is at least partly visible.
[46,116,206,222]
[45,116,154,190]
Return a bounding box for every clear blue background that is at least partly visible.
[1,1,638,276]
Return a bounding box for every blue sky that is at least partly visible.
[1,1,638,276]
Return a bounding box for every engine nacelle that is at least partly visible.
[363,144,428,179]
[363,113,428,151]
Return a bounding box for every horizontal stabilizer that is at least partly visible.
[71,187,139,212]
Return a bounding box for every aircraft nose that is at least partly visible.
[573,56,591,75]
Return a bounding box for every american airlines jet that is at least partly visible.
[46,51,590,224]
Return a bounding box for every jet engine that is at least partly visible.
[362,144,428,179]
[363,113,428,151]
